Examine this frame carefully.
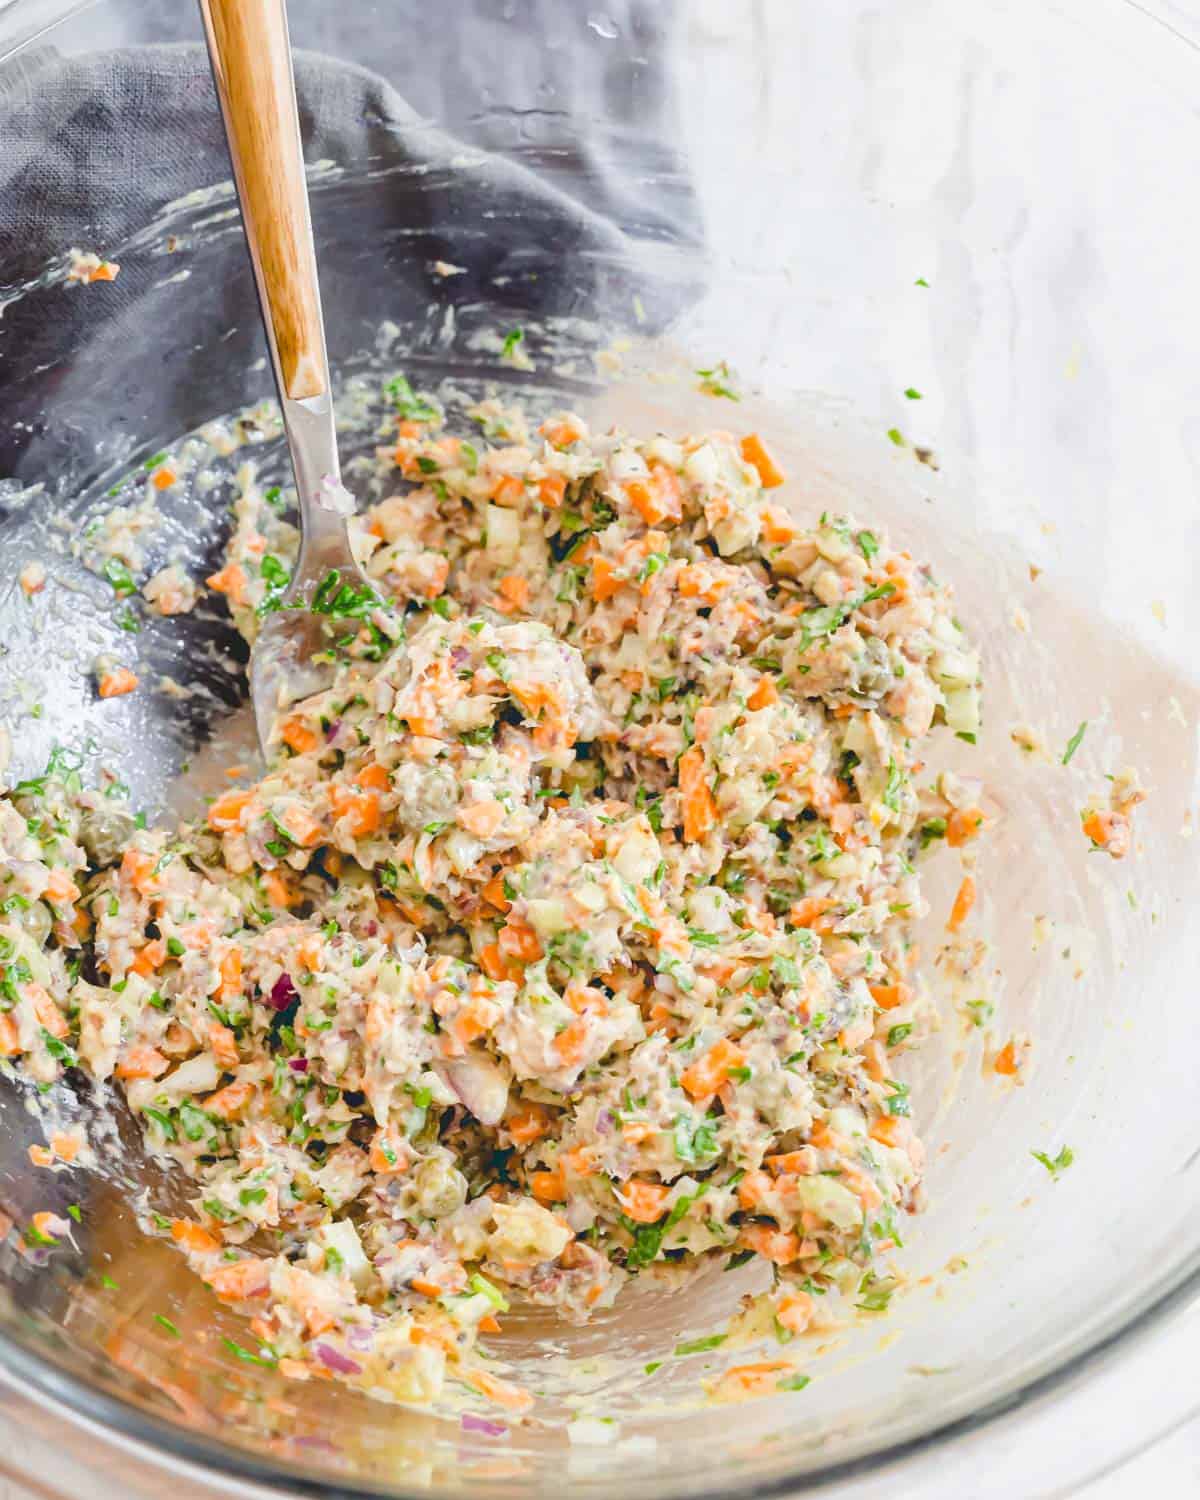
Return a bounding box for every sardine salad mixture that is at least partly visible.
[0,394,983,1410]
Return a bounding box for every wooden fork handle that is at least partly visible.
[199,0,327,401]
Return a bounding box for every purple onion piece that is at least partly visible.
[346,1324,375,1352]
[288,1058,309,1073]
[324,718,342,743]
[314,1342,362,1376]
[269,973,299,1011]
[595,1108,613,1135]
[461,1414,508,1438]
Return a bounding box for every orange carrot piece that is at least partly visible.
[947,875,976,932]
[171,1219,220,1255]
[206,1258,270,1301]
[618,1180,672,1224]
[678,745,716,843]
[280,718,320,755]
[741,433,786,489]
[538,472,567,508]
[946,806,986,848]
[496,574,531,611]
[738,1222,801,1264]
[204,562,248,605]
[868,981,913,1012]
[506,1101,553,1145]
[115,1045,169,1080]
[747,676,779,711]
[529,1167,566,1204]
[207,789,252,832]
[203,1080,254,1119]
[98,667,139,699]
[152,467,177,491]
[208,1022,239,1070]
[591,556,621,602]
[679,1037,746,1100]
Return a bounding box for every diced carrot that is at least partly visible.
[478,943,518,984]
[115,1045,168,1080]
[328,784,381,837]
[678,745,716,844]
[740,433,786,489]
[152,467,177,491]
[775,1291,814,1334]
[98,667,139,699]
[617,1180,672,1224]
[27,986,66,1041]
[207,790,252,832]
[993,1038,1024,1076]
[353,761,391,792]
[737,1170,774,1210]
[562,1146,599,1177]
[498,917,542,964]
[738,1222,801,1264]
[538,473,567,508]
[946,806,986,848]
[679,1037,746,1100]
[203,1080,254,1119]
[208,1022,239,1070]
[458,799,506,837]
[28,1145,53,1168]
[466,1367,534,1413]
[496,574,531,612]
[591,556,621,602]
[540,416,585,448]
[760,505,797,544]
[947,875,976,933]
[49,1131,81,1162]
[621,1121,657,1145]
[277,803,323,848]
[217,947,243,999]
[481,874,512,914]
[765,1149,816,1175]
[868,981,913,1012]
[89,261,118,282]
[369,1124,408,1176]
[0,1014,19,1057]
[747,677,778,711]
[869,1116,907,1147]
[717,1361,797,1398]
[529,1167,565,1204]
[280,718,319,755]
[171,1219,220,1255]
[626,464,683,527]
[790,896,837,932]
[551,1017,590,1065]
[262,870,297,909]
[506,1101,553,1145]
[490,475,525,507]
[206,1258,270,1301]
[205,562,248,606]
[1082,810,1116,848]
[129,938,166,976]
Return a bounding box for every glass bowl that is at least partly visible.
[1,1,1199,1496]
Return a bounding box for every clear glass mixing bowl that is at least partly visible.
[1,2,1199,1496]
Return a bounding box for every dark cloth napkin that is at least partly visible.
[0,1,702,479]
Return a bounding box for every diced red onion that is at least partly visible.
[461,1414,507,1438]
[288,1058,309,1073]
[269,973,298,1011]
[346,1324,375,1351]
[324,718,342,743]
[314,1342,362,1376]
[595,1109,613,1135]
